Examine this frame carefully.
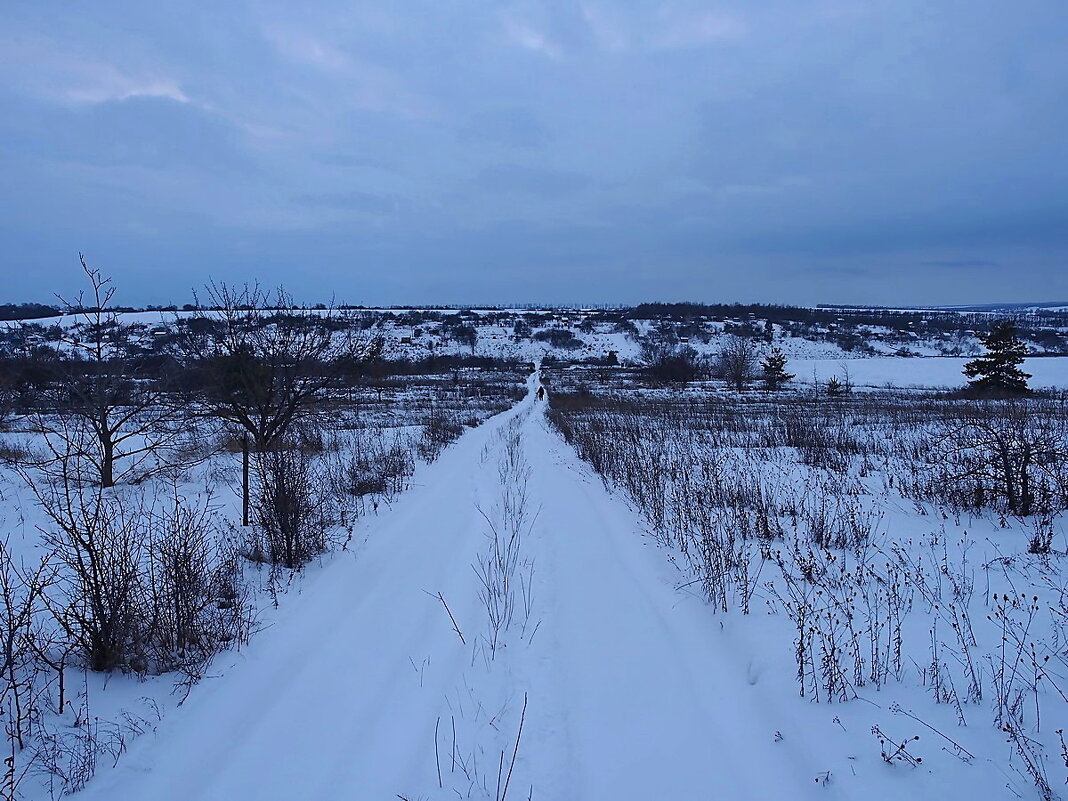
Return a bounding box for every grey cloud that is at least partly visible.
[2,0,1067,307]
[4,95,249,173]
[459,108,552,149]
[922,259,1000,270]
[294,191,405,215]
[474,164,594,197]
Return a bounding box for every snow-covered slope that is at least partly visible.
[8,305,1068,376]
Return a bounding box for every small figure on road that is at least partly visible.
[537,386,545,401]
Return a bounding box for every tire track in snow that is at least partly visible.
[518,405,843,800]
[76,396,534,801]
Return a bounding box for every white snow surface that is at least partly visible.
[794,356,1068,389]
[65,374,1039,800]
[71,375,839,801]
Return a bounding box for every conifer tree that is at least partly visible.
[825,375,846,397]
[963,321,1031,395]
[760,347,795,391]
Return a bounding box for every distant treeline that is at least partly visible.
[0,302,173,320]
[4,298,1068,339]
[0,303,61,321]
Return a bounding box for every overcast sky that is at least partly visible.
[2,1,1066,307]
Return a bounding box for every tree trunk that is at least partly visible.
[1020,446,1033,516]
[242,435,250,527]
[101,436,115,488]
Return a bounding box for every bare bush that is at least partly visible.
[34,477,145,673]
[474,415,537,658]
[642,345,705,385]
[249,439,331,569]
[418,407,464,462]
[0,537,54,779]
[143,486,248,673]
[926,400,1068,516]
[326,429,414,514]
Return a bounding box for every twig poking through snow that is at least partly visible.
[428,591,466,645]
[500,693,528,801]
[435,716,442,788]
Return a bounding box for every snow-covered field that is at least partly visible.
[794,356,1068,390]
[5,305,1068,800]
[4,373,1056,800]
[44,374,1013,801]
[545,369,1068,800]
[68,377,837,800]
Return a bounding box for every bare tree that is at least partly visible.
[181,282,380,451]
[717,336,757,392]
[0,374,13,433]
[29,257,184,487]
[452,324,478,354]
[179,283,379,528]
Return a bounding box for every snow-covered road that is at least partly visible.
[78,375,836,800]
[519,400,836,801]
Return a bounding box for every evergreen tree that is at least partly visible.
[963,321,1031,395]
[760,347,795,391]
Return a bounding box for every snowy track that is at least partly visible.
[79,376,836,800]
[522,416,834,800]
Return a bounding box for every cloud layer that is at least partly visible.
[2,1,1066,305]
